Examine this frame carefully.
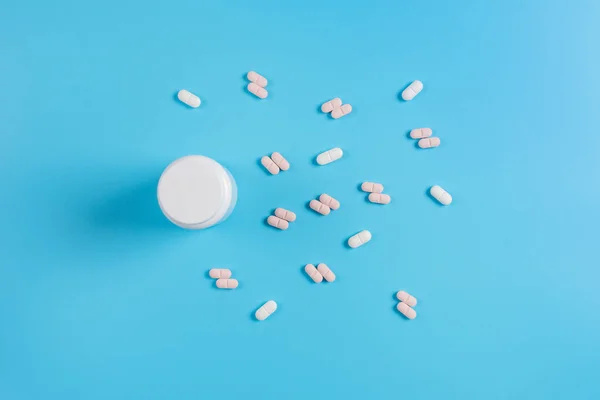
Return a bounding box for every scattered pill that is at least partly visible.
[331,104,353,119]
[209,269,232,279]
[247,82,268,99]
[430,185,452,205]
[275,208,296,222]
[401,80,423,101]
[397,302,417,319]
[271,152,290,171]
[261,156,280,175]
[255,300,278,321]
[316,147,343,165]
[319,194,340,210]
[177,89,201,108]
[247,71,268,87]
[348,230,372,248]
[317,263,336,282]
[368,193,391,204]
[309,200,331,216]
[267,215,289,230]
[216,279,239,289]
[361,182,384,193]
[321,97,342,113]
[304,264,323,283]
[418,137,441,149]
[410,128,433,139]
[396,291,418,307]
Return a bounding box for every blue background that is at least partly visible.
[1,1,599,399]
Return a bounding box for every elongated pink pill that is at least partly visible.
[247,71,268,87]
[317,263,336,282]
[271,152,290,171]
[309,200,331,215]
[319,194,340,210]
[216,279,238,289]
[418,137,441,149]
[209,268,232,279]
[274,208,296,222]
[267,215,289,230]
[397,302,417,319]
[321,97,342,113]
[368,193,391,205]
[248,82,268,99]
[410,128,433,139]
[361,182,384,193]
[261,156,280,175]
[304,264,323,283]
[396,290,417,307]
[331,104,353,119]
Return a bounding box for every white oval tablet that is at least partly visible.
[430,185,452,205]
[316,147,343,165]
[255,300,278,321]
[347,230,372,248]
[177,89,201,108]
[401,80,423,101]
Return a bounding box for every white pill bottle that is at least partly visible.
[157,155,237,229]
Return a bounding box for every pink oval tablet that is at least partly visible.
[304,264,323,283]
[317,263,336,282]
[330,104,353,119]
[396,291,417,307]
[271,152,290,171]
[321,97,342,113]
[368,193,391,205]
[247,71,268,87]
[309,200,331,215]
[410,128,433,139]
[261,156,280,175]
[397,302,417,319]
[274,208,296,222]
[209,268,232,279]
[247,82,268,99]
[319,194,340,210]
[267,215,289,230]
[418,137,441,149]
[361,182,384,193]
[216,278,239,289]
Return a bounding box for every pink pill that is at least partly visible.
[410,128,433,139]
[368,193,391,205]
[319,194,340,210]
[209,268,232,279]
[271,152,290,171]
[267,215,289,230]
[261,156,280,175]
[396,291,417,307]
[247,82,268,99]
[274,208,296,222]
[361,182,384,193]
[321,97,342,113]
[309,199,331,215]
[397,302,417,319]
[317,263,336,282]
[331,104,353,119]
[247,71,268,87]
[418,137,441,149]
[216,279,238,289]
[304,264,323,283]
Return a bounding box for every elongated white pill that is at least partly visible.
[361,182,384,193]
[275,208,296,222]
[216,278,238,289]
[368,193,391,204]
[397,302,417,319]
[401,80,423,101]
[418,137,441,149]
[255,300,277,321]
[410,128,432,139]
[271,152,290,171]
[348,230,372,248]
[209,268,232,279]
[267,215,289,230]
[247,71,268,87]
[319,194,340,210]
[247,82,268,99]
[430,185,452,205]
[177,89,201,108]
[316,147,343,165]
[261,156,280,175]
[396,290,417,307]
[317,263,336,282]
[330,104,353,119]
[321,98,342,113]
[304,264,323,283]
[309,200,331,215]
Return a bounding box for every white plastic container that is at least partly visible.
[157,155,237,229]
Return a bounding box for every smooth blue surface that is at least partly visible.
[1,1,600,399]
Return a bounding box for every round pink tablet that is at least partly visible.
[368,193,391,205]
[317,263,336,282]
[309,199,331,215]
[271,152,290,171]
[410,128,433,139]
[319,194,340,210]
[261,156,280,175]
[247,71,268,87]
[247,82,268,99]
[397,302,417,319]
[396,290,417,307]
[275,208,296,222]
[361,182,384,193]
[418,137,441,149]
[267,215,289,230]
[304,264,323,283]
[321,97,342,113]
[216,278,238,289]
[331,104,352,119]
[209,268,232,279]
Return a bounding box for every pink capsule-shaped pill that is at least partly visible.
[247,71,268,87]
[209,268,232,279]
[321,97,342,113]
[418,137,441,149]
[274,208,296,222]
[317,263,336,282]
[261,156,280,175]
[397,302,417,319]
[361,182,384,193]
[267,215,289,230]
[271,152,290,171]
[247,82,268,99]
[304,264,323,283]
[410,128,433,139]
[216,279,239,289]
[319,194,340,210]
[396,291,417,307]
[309,199,331,216]
[368,193,391,205]
[331,104,353,119]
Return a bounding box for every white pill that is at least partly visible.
[361,182,384,193]
[261,156,280,175]
[209,268,232,279]
[316,147,343,165]
[430,185,452,205]
[255,300,278,321]
[319,194,340,210]
[410,128,432,139]
[401,80,423,101]
[247,71,268,87]
[177,89,201,108]
[321,98,342,113]
[368,193,391,204]
[304,264,323,283]
[396,290,418,307]
[347,230,372,248]
[309,200,331,216]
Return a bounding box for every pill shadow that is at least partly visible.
[310,156,320,166]
[425,188,444,207]
[342,237,352,249]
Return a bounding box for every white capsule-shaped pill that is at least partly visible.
[247,71,268,87]
[177,89,201,108]
[216,278,238,289]
[348,230,372,249]
[270,152,290,171]
[274,208,296,222]
[321,97,342,113]
[260,156,280,175]
[361,182,384,193]
[255,300,278,321]
[209,268,232,279]
[397,302,417,319]
[330,104,353,119]
[304,264,323,283]
[401,80,423,101]
[396,290,418,307]
[368,193,391,205]
[418,137,441,149]
[247,82,268,99]
[430,185,452,205]
[410,128,433,139]
[309,200,331,216]
[319,194,340,210]
[316,147,343,165]
[317,263,336,282]
[267,215,289,230]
